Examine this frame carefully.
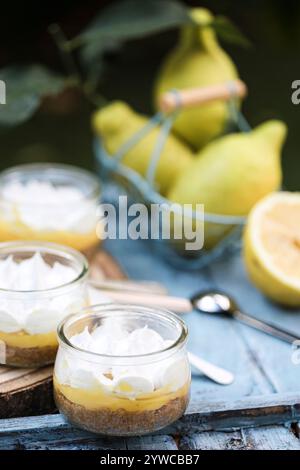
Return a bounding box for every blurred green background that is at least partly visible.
[0,0,299,190]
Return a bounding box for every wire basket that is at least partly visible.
[94,80,250,269]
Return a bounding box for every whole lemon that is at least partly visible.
[93,101,193,195]
[154,8,240,150]
[167,120,287,249]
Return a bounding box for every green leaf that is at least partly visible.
[0,65,67,126]
[79,36,121,84]
[209,16,251,48]
[73,0,192,49]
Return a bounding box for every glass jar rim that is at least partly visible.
[57,304,188,363]
[0,241,89,296]
[0,163,101,206]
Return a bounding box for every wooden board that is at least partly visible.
[0,413,178,450]
[1,413,300,450]
[0,250,125,419]
[179,426,300,450]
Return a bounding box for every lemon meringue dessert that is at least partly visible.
[54,305,190,436]
[0,242,89,367]
[0,164,101,257]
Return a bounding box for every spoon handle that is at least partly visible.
[234,310,299,344]
[89,279,168,295]
[100,290,193,313]
[188,352,234,385]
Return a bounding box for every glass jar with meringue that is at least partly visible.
[0,241,89,368]
[54,304,190,436]
[0,163,101,257]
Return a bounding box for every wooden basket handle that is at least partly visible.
[159,80,247,113]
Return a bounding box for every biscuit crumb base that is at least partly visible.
[54,385,189,436]
[4,343,57,368]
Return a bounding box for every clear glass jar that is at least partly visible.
[0,241,89,368]
[0,163,101,257]
[54,304,190,436]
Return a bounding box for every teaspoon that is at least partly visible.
[103,289,299,344]
[188,351,234,385]
[192,290,299,345]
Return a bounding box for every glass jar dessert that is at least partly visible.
[54,304,190,436]
[0,241,89,367]
[0,163,101,257]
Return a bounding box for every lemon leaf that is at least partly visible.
[0,65,67,126]
[72,0,192,49]
[209,16,252,48]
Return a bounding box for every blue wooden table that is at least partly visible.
[1,236,300,450]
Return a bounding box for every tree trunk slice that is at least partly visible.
[0,366,54,419]
[0,249,125,419]
[89,251,127,281]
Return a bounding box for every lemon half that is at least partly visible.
[243,192,300,307]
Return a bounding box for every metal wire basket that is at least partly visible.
[94,80,251,269]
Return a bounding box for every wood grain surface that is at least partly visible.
[1,413,300,450]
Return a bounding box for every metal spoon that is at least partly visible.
[102,288,300,344]
[188,351,234,385]
[192,290,299,345]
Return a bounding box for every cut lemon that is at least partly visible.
[243,192,300,307]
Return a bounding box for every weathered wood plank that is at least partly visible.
[179,430,246,450]
[165,392,300,433]
[2,391,300,445]
[0,411,177,450]
[9,436,177,451]
[126,435,177,451]
[1,437,127,451]
[242,426,300,450]
[179,426,300,450]
[1,436,177,451]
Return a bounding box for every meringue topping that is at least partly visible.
[0,252,86,334]
[1,180,97,233]
[0,252,76,291]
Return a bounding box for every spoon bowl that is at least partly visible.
[192,290,299,345]
[191,289,237,316]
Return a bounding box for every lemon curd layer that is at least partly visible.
[0,219,99,252]
[54,377,190,413]
[0,330,57,348]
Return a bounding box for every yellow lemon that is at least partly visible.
[244,192,300,307]
[93,101,193,195]
[154,8,239,149]
[168,120,287,248]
